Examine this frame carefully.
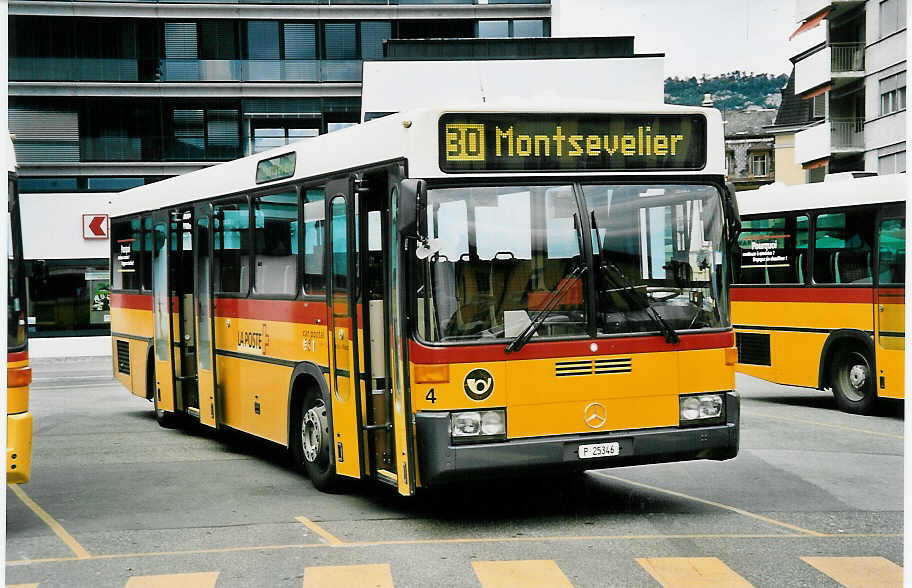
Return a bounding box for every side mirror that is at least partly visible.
[397,179,426,236]
[723,182,741,245]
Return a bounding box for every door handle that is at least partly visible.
[879,305,885,312]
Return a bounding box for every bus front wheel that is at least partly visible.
[291,390,339,492]
[830,345,876,415]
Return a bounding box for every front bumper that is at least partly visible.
[415,391,739,487]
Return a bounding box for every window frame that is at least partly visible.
[212,195,252,298]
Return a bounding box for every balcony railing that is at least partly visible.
[159,59,362,82]
[831,43,865,73]
[10,58,363,83]
[831,118,865,150]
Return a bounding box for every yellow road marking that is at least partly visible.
[637,557,754,587]
[124,572,219,588]
[802,556,903,587]
[7,584,40,588]
[473,560,573,588]
[592,472,826,536]
[5,532,903,566]
[302,564,393,587]
[296,516,344,546]
[751,412,904,440]
[8,484,92,559]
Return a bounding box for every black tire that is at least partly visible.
[830,345,876,415]
[290,388,340,492]
[153,385,180,428]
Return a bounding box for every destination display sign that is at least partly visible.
[439,113,707,172]
[256,152,296,184]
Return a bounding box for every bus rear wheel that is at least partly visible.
[291,390,339,492]
[830,345,876,415]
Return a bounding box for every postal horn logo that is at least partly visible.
[463,368,494,401]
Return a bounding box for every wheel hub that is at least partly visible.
[849,364,868,389]
[301,401,328,464]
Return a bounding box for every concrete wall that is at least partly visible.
[29,336,112,358]
[361,57,665,120]
[773,133,807,185]
[20,192,114,260]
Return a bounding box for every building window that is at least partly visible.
[725,151,736,176]
[252,124,319,153]
[26,259,111,337]
[324,23,357,59]
[879,151,906,174]
[880,72,906,115]
[811,94,826,118]
[879,0,906,38]
[477,19,546,38]
[171,108,240,160]
[751,153,769,177]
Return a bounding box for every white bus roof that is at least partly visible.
[737,174,907,216]
[109,103,725,218]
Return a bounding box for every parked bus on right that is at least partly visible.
[731,173,905,414]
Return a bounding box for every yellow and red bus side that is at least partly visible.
[111,293,155,400]
[732,286,904,400]
[7,349,32,483]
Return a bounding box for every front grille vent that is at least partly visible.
[116,340,130,375]
[736,332,771,366]
[555,358,632,377]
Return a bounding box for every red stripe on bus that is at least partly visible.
[8,350,28,363]
[110,293,154,311]
[214,298,328,324]
[878,287,905,303]
[730,287,874,303]
[408,331,734,364]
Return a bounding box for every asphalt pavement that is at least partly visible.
[5,355,904,587]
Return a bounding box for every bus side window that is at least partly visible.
[878,218,905,285]
[814,211,874,284]
[111,217,142,291]
[253,191,298,296]
[302,187,326,295]
[213,199,250,295]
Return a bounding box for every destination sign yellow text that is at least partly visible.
[493,125,685,159]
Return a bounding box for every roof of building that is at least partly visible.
[381,36,644,60]
[770,68,813,128]
[722,108,777,139]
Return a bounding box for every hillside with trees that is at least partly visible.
[665,71,789,110]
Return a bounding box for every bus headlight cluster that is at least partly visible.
[679,394,724,425]
[450,409,506,444]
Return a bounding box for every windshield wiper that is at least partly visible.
[590,212,680,344]
[505,264,587,353]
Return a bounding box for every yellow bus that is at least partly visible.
[8,133,32,483]
[110,105,742,495]
[732,174,905,414]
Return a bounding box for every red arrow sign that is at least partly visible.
[83,214,109,239]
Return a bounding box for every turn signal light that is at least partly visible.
[8,367,32,388]
[724,347,738,366]
[414,364,450,384]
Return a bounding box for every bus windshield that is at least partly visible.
[8,177,26,351]
[416,183,728,343]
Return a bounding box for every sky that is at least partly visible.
[553,0,797,78]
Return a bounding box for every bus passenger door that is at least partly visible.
[326,186,364,479]
[150,212,176,415]
[874,207,904,399]
[194,204,217,427]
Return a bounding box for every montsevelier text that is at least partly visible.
[494,125,685,158]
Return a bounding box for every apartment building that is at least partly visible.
[790,0,906,181]
[8,0,551,354]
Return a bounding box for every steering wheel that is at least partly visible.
[646,286,683,301]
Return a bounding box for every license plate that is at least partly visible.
[578,442,620,459]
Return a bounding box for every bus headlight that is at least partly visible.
[679,394,724,426]
[450,409,506,444]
